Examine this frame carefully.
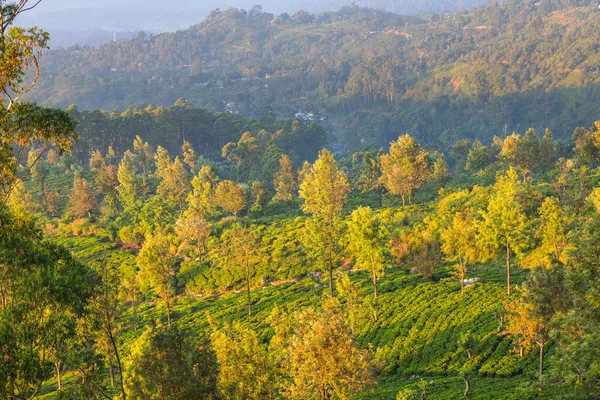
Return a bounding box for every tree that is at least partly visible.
[186,165,218,217]
[137,234,177,326]
[157,156,190,210]
[0,212,97,398]
[273,154,297,205]
[87,257,127,399]
[28,148,46,194]
[500,129,540,182]
[432,153,451,187]
[355,151,385,206]
[216,225,264,316]
[214,180,246,219]
[69,175,97,218]
[379,135,432,206]
[552,213,600,396]
[505,266,569,387]
[132,135,152,174]
[126,325,218,399]
[441,212,480,294]
[175,213,211,261]
[539,129,556,168]
[0,0,77,213]
[181,139,197,174]
[277,300,374,399]
[523,197,569,268]
[346,207,387,299]
[250,180,266,212]
[299,149,351,297]
[209,319,278,399]
[480,168,529,295]
[117,157,140,210]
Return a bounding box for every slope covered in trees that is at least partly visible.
[29,0,600,151]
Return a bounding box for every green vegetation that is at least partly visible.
[3,1,600,399]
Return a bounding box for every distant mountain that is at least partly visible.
[20,0,489,34]
[28,0,600,152]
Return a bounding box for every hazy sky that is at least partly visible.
[17,0,352,32]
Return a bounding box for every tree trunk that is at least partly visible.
[246,275,252,317]
[464,378,469,397]
[329,263,334,298]
[165,288,172,327]
[371,261,378,300]
[401,192,405,207]
[55,361,62,391]
[109,326,127,400]
[539,343,544,386]
[506,238,511,295]
[109,365,115,387]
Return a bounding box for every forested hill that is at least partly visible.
[30,0,600,152]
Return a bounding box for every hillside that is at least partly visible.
[29,0,600,151]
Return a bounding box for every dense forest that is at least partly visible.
[3,0,600,399]
[29,0,600,152]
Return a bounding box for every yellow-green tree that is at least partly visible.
[187,165,218,217]
[214,180,246,219]
[181,139,197,174]
[299,149,351,297]
[441,212,480,294]
[480,168,529,295]
[278,301,374,399]
[157,156,190,210]
[379,134,431,206]
[346,206,387,299]
[209,319,278,399]
[273,154,297,205]
[137,234,177,326]
[217,225,264,316]
[523,197,569,268]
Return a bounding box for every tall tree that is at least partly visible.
[299,149,351,297]
[216,224,264,317]
[505,266,569,387]
[137,234,177,326]
[480,168,529,295]
[379,134,431,206]
[181,139,197,174]
[156,156,190,210]
[273,154,297,206]
[441,212,480,294]
[346,206,387,299]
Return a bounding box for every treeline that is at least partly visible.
[66,100,328,166]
